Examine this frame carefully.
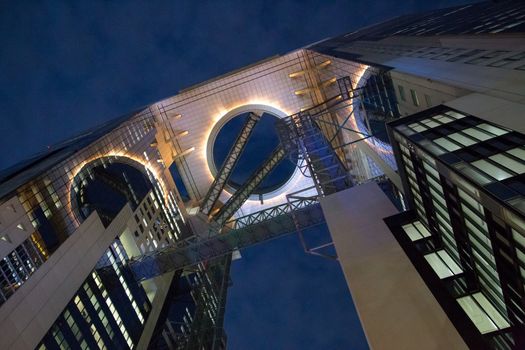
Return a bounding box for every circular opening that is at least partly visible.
[73,159,153,225]
[212,111,297,195]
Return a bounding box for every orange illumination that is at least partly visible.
[321,77,337,87]
[316,60,332,69]
[68,151,170,225]
[199,99,293,182]
[294,88,311,96]
[288,71,305,78]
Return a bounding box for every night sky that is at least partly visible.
[0,1,474,348]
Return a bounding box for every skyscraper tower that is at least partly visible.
[0,1,524,349]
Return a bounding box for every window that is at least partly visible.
[398,85,406,101]
[408,122,427,133]
[457,292,509,334]
[410,89,420,106]
[424,94,432,107]
[419,47,443,58]
[454,163,493,185]
[461,127,493,141]
[433,114,455,124]
[465,50,509,65]
[490,153,525,174]
[447,49,486,62]
[424,250,462,279]
[421,119,440,128]
[488,51,525,67]
[476,123,509,136]
[471,159,514,181]
[434,137,461,152]
[507,147,525,160]
[444,110,466,120]
[448,132,477,147]
[434,48,465,60]
[402,221,431,241]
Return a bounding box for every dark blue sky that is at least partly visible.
[0,1,474,349]
[213,112,297,193]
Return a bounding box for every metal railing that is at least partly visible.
[127,197,323,281]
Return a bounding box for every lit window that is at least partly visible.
[433,114,455,124]
[461,127,493,141]
[507,147,525,160]
[457,292,509,334]
[490,153,525,174]
[434,137,461,152]
[444,110,466,119]
[454,163,493,185]
[513,228,525,250]
[421,119,440,128]
[477,123,508,136]
[448,132,477,147]
[402,221,431,241]
[424,250,462,279]
[471,159,514,181]
[408,122,427,132]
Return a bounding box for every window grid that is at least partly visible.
[458,189,508,316]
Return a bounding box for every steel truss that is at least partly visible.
[210,145,287,228]
[153,255,231,350]
[287,185,337,260]
[128,198,324,281]
[276,78,361,195]
[180,255,231,350]
[114,76,385,280]
[199,112,261,216]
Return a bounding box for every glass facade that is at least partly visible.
[387,106,525,349]
[37,244,151,350]
[0,104,230,349]
[311,1,525,55]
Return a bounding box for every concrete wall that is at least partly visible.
[0,196,34,258]
[390,70,470,117]
[446,93,525,134]
[339,35,525,105]
[320,183,467,350]
[0,205,132,350]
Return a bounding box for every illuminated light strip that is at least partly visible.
[68,152,171,226]
[173,147,195,160]
[200,100,294,182]
[107,250,145,324]
[294,88,312,96]
[92,272,134,348]
[288,71,306,78]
